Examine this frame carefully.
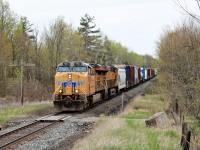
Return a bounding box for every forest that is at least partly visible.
[0,0,155,103]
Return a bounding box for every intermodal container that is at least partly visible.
[125,66,131,88]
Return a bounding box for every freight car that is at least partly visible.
[53,61,156,111]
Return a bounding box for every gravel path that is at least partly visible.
[1,78,156,150]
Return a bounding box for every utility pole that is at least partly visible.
[121,92,124,111]
[10,58,35,106]
[20,59,24,106]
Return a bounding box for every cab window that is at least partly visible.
[58,66,71,72]
[88,68,91,74]
[72,66,87,72]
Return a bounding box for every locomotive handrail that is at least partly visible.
[100,79,108,93]
[79,87,87,95]
[54,85,62,94]
[78,87,87,104]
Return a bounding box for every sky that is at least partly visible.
[5,0,185,57]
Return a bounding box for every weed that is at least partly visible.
[0,102,54,125]
[165,130,179,138]
[147,131,160,149]
[121,112,150,119]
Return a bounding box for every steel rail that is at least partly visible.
[0,115,66,150]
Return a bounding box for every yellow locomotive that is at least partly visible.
[53,61,118,111]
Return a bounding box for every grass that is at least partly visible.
[0,101,54,125]
[120,94,169,120]
[73,94,182,150]
[184,116,200,148]
[73,118,181,150]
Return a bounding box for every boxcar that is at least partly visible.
[144,68,147,80]
[138,67,142,82]
[118,68,126,90]
[125,65,131,88]
[134,66,139,85]
[130,66,134,86]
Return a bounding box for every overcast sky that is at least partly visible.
[6,0,185,57]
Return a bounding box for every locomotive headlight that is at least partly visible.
[68,74,72,79]
[59,89,62,93]
[75,89,78,93]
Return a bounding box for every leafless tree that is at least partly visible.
[175,0,200,23]
[157,20,200,123]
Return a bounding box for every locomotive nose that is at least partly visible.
[55,73,86,95]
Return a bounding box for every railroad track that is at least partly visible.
[0,114,70,150]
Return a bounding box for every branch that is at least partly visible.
[195,0,200,10]
[175,0,200,23]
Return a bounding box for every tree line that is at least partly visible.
[157,2,200,147]
[157,0,200,123]
[0,0,155,102]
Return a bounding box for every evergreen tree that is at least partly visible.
[78,14,102,63]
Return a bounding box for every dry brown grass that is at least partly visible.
[73,94,182,150]
[73,118,126,150]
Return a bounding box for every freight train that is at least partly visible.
[53,61,156,111]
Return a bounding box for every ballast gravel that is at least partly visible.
[0,119,35,136]
[16,117,97,150]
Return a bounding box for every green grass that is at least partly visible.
[120,94,169,120]
[121,112,151,119]
[184,116,200,147]
[73,94,182,150]
[0,102,54,125]
[165,130,179,138]
[112,120,181,150]
[75,118,181,150]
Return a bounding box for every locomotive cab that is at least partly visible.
[54,61,93,111]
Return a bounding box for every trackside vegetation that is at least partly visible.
[73,93,182,150]
[0,102,54,125]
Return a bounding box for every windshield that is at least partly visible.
[72,66,87,72]
[58,66,71,72]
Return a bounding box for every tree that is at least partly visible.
[78,14,102,63]
[175,0,200,23]
[31,27,42,81]
[44,17,72,67]
[157,20,200,123]
[68,31,86,61]
[0,0,16,96]
[43,16,85,84]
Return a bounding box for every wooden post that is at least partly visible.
[121,92,124,111]
[20,59,24,106]
[3,63,7,97]
[181,123,191,150]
